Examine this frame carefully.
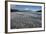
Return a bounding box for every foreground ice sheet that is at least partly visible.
[11,12,42,29]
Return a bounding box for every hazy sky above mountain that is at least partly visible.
[11,5,42,11]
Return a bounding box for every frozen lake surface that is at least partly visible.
[11,12,42,29]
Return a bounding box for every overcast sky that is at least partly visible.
[11,5,42,11]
